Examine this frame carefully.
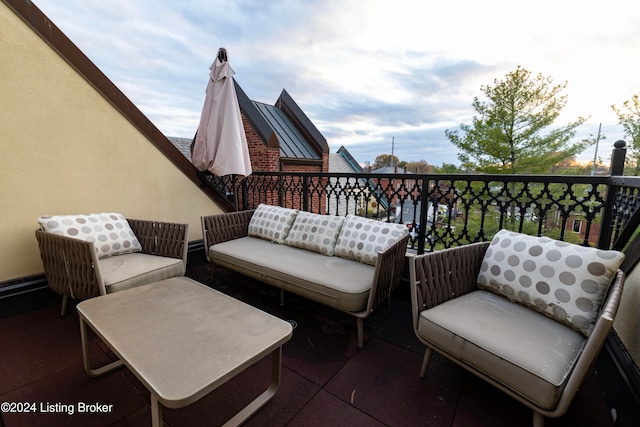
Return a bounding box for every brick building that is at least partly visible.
[235,82,328,174]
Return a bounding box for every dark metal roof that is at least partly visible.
[252,101,321,160]
[337,145,365,173]
[276,89,327,155]
[234,80,277,148]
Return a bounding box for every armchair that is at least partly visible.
[36,213,188,315]
[408,230,625,426]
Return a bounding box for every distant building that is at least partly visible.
[327,146,368,216]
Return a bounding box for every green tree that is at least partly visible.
[373,154,400,169]
[445,66,590,174]
[405,159,433,173]
[434,163,462,174]
[612,93,640,174]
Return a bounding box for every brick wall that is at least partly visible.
[242,114,329,212]
[243,115,279,173]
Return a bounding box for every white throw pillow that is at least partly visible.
[247,204,298,244]
[37,213,142,259]
[285,211,345,256]
[477,229,624,336]
[334,215,409,265]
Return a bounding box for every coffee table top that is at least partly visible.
[77,277,293,408]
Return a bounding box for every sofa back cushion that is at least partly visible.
[477,229,624,336]
[334,215,409,265]
[285,211,345,256]
[247,204,298,244]
[37,213,142,259]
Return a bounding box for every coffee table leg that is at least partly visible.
[79,316,124,377]
[151,394,163,427]
[221,346,283,427]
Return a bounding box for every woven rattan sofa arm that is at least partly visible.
[201,210,255,249]
[410,241,490,311]
[35,230,101,300]
[368,233,411,311]
[127,219,189,261]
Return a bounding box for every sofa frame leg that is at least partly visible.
[209,265,216,285]
[533,411,545,427]
[357,318,364,349]
[420,348,433,378]
[280,289,285,306]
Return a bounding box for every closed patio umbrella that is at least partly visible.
[191,48,252,177]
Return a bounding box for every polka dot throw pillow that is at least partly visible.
[37,213,142,259]
[247,204,298,244]
[285,211,345,256]
[334,215,409,265]
[477,229,624,336]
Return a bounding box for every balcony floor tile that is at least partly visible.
[0,263,615,427]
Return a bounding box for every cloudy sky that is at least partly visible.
[34,0,639,167]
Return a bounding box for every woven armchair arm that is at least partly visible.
[369,233,411,311]
[410,241,489,311]
[601,269,625,321]
[201,210,255,249]
[35,230,101,300]
[127,219,189,261]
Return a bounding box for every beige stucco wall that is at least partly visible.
[0,3,222,282]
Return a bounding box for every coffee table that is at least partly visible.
[77,277,293,427]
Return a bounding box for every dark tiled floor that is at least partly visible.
[0,264,615,426]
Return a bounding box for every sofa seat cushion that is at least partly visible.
[99,253,185,294]
[418,290,586,410]
[209,236,375,312]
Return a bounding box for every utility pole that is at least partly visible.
[591,123,602,176]
[391,137,395,169]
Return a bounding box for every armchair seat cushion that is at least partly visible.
[100,253,186,294]
[418,289,586,410]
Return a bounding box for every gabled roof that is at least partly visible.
[336,145,364,173]
[234,81,327,162]
[253,101,321,160]
[167,136,192,160]
[371,166,413,174]
[331,145,365,173]
[234,80,278,149]
[276,89,327,156]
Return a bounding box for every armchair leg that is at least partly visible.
[533,411,545,427]
[420,348,433,378]
[60,295,69,316]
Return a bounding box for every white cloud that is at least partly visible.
[33,0,640,167]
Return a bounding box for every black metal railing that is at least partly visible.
[200,141,640,254]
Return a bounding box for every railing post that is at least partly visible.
[610,140,627,176]
[598,140,627,249]
[417,178,430,255]
[241,178,249,210]
[302,175,309,212]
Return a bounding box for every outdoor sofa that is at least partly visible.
[201,204,410,348]
[36,213,188,315]
[408,229,625,426]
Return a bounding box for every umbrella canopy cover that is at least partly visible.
[192,52,252,177]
